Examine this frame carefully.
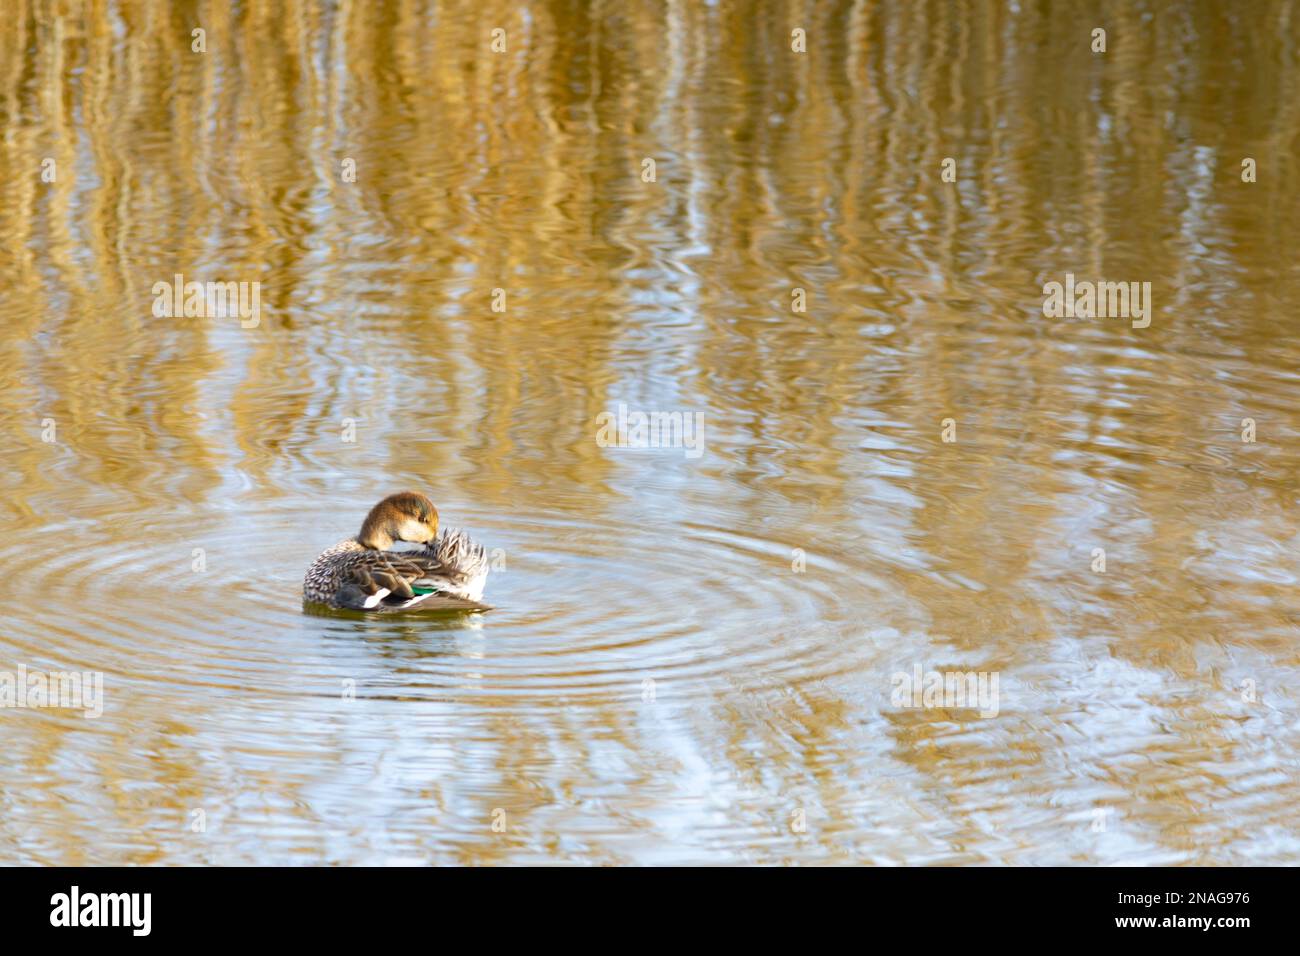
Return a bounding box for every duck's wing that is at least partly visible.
[371,591,492,613]
[333,550,487,611]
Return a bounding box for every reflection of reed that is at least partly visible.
[0,0,1291,670]
[0,1,1293,513]
[0,0,1293,578]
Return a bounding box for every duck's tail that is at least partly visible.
[429,528,490,601]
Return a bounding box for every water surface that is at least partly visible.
[2,0,1299,864]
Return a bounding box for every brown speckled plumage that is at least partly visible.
[302,493,490,612]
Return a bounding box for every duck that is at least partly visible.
[303,491,490,612]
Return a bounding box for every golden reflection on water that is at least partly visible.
[1,1,1298,864]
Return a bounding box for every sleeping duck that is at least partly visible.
[303,491,490,612]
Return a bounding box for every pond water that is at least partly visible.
[1,0,1298,864]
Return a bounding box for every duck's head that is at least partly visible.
[357,491,439,550]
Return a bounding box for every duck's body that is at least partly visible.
[302,492,490,612]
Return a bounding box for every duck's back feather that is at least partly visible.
[303,528,491,611]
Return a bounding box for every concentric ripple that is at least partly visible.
[0,499,889,709]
